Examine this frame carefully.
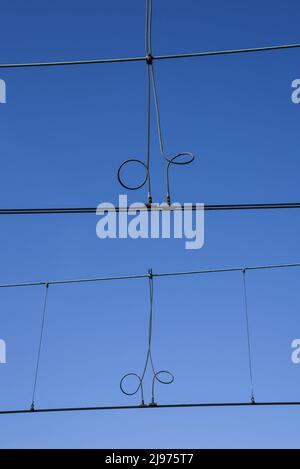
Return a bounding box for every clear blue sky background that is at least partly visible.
[0,0,300,448]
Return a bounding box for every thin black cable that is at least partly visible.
[120,269,174,406]
[1,202,300,214]
[150,61,195,205]
[117,0,153,204]
[145,0,195,205]
[145,0,153,56]
[116,65,152,199]
[1,43,300,69]
[0,262,300,289]
[31,283,49,411]
[242,270,255,404]
[0,262,300,288]
[3,400,300,415]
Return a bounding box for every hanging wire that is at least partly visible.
[31,283,49,411]
[117,0,153,205]
[117,0,195,205]
[242,269,255,404]
[120,269,174,406]
[150,63,195,205]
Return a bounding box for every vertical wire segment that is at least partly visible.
[31,283,50,410]
[146,55,152,204]
[145,0,195,205]
[242,270,255,404]
[145,0,153,203]
[117,0,153,205]
[145,0,153,56]
[120,268,174,405]
[117,0,195,204]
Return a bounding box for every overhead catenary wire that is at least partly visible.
[0,43,300,69]
[0,261,299,415]
[1,4,299,417]
[0,0,298,208]
[2,400,300,415]
[31,283,50,411]
[0,262,299,289]
[1,202,300,215]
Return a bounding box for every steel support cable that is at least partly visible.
[242,270,255,404]
[117,0,195,205]
[31,283,50,411]
[120,269,174,405]
[0,262,300,289]
[1,202,300,215]
[1,44,300,69]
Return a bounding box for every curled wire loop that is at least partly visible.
[117,159,149,191]
[165,152,195,202]
[152,370,174,403]
[120,359,174,406]
[120,271,174,405]
[120,373,145,404]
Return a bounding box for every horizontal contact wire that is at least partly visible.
[1,401,300,415]
[1,202,300,214]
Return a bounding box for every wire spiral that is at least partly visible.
[117,0,195,205]
[120,269,174,406]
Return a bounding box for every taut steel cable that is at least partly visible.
[242,269,255,404]
[31,283,50,411]
[3,401,300,415]
[1,202,300,215]
[0,262,299,289]
[1,44,300,69]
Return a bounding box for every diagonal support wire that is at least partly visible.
[242,269,255,404]
[31,283,50,411]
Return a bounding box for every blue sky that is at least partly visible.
[0,0,300,448]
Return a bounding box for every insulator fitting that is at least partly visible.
[146,54,153,65]
[147,193,153,207]
[149,399,157,407]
